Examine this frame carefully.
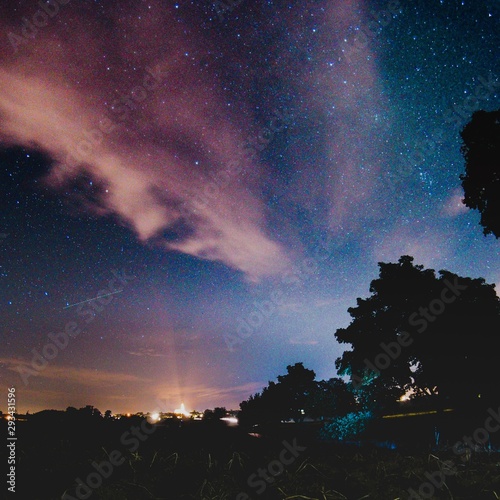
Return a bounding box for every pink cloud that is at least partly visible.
[0,2,290,281]
[441,188,468,217]
[1,357,150,387]
[289,338,319,345]
[373,221,452,269]
[282,0,389,234]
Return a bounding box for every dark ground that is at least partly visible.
[3,410,500,500]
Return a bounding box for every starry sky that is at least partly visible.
[0,0,499,414]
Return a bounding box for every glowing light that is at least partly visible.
[148,412,160,423]
[174,403,190,417]
[220,417,238,425]
[399,388,415,401]
[382,409,454,419]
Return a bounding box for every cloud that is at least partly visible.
[127,348,166,358]
[278,0,389,235]
[1,357,151,387]
[0,1,389,278]
[441,188,468,217]
[314,297,343,308]
[123,328,203,359]
[0,1,290,281]
[289,338,319,345]
[153,381,265,410]
[373,221,452,268]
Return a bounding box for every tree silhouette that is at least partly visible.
[335,256,500,412]
[80,405,102,419]
[306,378,356,420]
[202,409,214,420]
[239,363,317,425]
[202,407,226,420]
[277,362,316,422]
[213,407,227,419]
[460,109,500,237]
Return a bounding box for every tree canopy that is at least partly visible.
[239,257,500,423]
[335,256,500,412]
[239,363,315,425]
[239,363,356,425]
[460,109,500,237]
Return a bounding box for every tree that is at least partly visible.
[213,407,227,419]
[239,381,287,425]
[306,378,356,420]
[335,256,500,412]
[202,409,214,421]
[277,362,317,422]
[239,363,317,425]
[79,405,102,419]
[460,109,500,237]
[202,407,226,421]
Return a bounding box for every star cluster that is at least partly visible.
[0,0,498,413]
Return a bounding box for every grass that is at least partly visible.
[8,418,500,499]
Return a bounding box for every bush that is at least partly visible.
[320,411,373,441]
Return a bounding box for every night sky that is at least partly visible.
[1,0,499,414]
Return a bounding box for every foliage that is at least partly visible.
[320,410,373,441]
[306,378,357,419]
[203,407,227,420]
[239,364,361,425]
[239,363,319,424]
[460,109,500,237]
[335,255,500,412]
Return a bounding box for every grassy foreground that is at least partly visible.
[7,417,500,499]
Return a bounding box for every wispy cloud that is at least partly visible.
[0,2,290,282]
[127,348,166,358]
[153,381,265,410]
[373,221,452,269]
[1,357,151,387]
[441,188,468,217]
[289,338,319,345]
[282,0,389,235]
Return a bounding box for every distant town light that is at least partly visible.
[174,403,190,417]
[148,412,160,423]
[220,416,238,425]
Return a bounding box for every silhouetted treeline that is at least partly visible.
[239,256,500,431]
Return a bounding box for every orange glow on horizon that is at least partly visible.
[174,403,190,417]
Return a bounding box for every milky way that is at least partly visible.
[0,0,499,413]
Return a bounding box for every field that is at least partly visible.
[6,414,500,500]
